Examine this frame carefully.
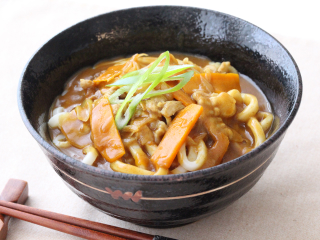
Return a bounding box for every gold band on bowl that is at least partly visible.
[52,152,274,202]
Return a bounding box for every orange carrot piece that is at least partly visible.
[182,73,203,95]
[90,98,125,162]
[166,82,195,106]
[183,73,241,94]
[210,73,241,93]
[172,90,195,106]
[171,76,231,164]
[150,104,203,169]
[171,88,230,164]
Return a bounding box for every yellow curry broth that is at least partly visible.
[49,52,273,173]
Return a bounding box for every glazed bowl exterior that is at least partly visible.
[18,6,302,227]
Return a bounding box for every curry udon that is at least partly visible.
[48,52,274,175]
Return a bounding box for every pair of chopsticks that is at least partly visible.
[0,200,173,240]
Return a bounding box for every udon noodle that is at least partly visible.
[48,52,274,175]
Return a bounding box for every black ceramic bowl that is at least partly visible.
[18,6,302,227]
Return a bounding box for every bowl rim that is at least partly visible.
[17,5,303,183]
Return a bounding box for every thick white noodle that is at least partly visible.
[237,93,259,122]
[171,165,188,174]
[257,111,274,132]
[178,140,208,171]
[247,117,266,148]
[48,107,66,129]
[82,148,99,166]
[53,134,71,148]
[52,107,65,115]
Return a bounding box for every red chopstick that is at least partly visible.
[0,200,171,240]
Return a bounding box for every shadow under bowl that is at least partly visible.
[18,6,302,228]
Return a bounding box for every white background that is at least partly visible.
[0,0,319,239]
[1,0,319,41]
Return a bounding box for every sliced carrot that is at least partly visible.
[166,81,195,106]
[170,77,232,164]
[183,73,241,94]
[171,75,232,164]
[172,90,195,106]
[170,85,230,165]
[90,98,125,162]
[210,73,241,93]
[150,104,203,169]
[182,73,203,94]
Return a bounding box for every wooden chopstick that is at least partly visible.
[0,200,156,240]
[0,205,124,240]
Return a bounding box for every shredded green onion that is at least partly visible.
[110,51,194,130]
[106,65,193,87]
[108,86,131,104]
[145,71,194,99]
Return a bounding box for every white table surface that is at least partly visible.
[0,0,319,239]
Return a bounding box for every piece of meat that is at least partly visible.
[80,79,94,89]
[218,61,230,73]
[100,86,118,98]
[209,92,236,118]
[111,104,121,116]
[192,90,242,142]
[135,125,154,146]
[192,91,219,117]
[192,90,236,118]
[149,120,168,144]
[122,117,156,137]
[203,62,221,73]
[140,95,167,118]
[133,105,149,118]
[158,101,185,118]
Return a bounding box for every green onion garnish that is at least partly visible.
[106,65,194,87]
[109,51,194,130]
